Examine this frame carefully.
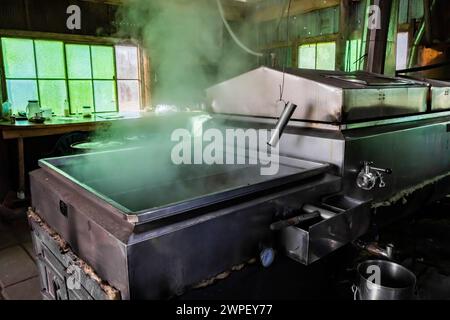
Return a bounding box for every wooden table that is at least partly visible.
[0,113,144,199]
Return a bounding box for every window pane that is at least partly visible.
[319,7,337,35]
[35,40,65,78]
[298,44,316,69]
[6,80,38,113]
[410,0,424,20]
[2,38,36,78]
[304,11,319,37]
[115,46,139,79]
[94,81,116,112]
[118,80,140,111]
[316,42,336,70]
[396,32,409,70]
[91,46,115,79]
[66,44,92,79]
[38,80,68,116]
[398,0,409,24]
[68,80,94,115]
[345,39,361,72]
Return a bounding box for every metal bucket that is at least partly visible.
[353,260,416,300]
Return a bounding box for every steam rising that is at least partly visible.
[117,0,256,106]
[57,113,283,213]
[56,1,274,213]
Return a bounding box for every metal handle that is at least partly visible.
[302,204,337,220]
[372,167,392,174]
[352,284,360,300]
[270,212,320,231]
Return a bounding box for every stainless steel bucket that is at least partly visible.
[353,260,416,300]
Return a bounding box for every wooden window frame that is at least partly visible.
[0,29,151,112]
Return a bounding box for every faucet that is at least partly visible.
[354,240,395,260]
[267,102,298,147]
[356,161,392,191]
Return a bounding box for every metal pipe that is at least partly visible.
[267,102,297,147]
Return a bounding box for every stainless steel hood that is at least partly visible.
[206,67,429,123]
[28,66,450,300]
[399,76,450,111]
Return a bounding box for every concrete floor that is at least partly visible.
[0,196,449,300]
[0,212,41,300]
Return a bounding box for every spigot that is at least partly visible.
[356,161,392,191]
[354,240,395,260]
[267,102,298,148]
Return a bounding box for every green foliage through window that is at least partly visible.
[91,46,115,80]
[68,80,94,115]
[1,37,141,114]
[66,44,92,79]
[35,40,66,79]
[345,39,363,72]
[38,80,68,116]
[2,38,36,79]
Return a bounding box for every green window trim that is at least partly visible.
[345,39,364,72]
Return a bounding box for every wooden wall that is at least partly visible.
[0,0,119,37]
[250,0,340,22]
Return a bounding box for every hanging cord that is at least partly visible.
[279,0,292,102]
[216,0,263,57]
[274,0,291,37]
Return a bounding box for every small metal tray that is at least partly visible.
[279,195,371,265]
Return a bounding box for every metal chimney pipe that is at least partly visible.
[267,102,297,147]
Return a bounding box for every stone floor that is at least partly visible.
[0,210,41,300]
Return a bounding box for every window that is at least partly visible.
[257,6,339,48]
[345,39,363,72]
[1,37,141,115]
[3,38,40,114]
[298,42,336,70]
[398,0,424,24]
[295,7,339,39]
[115,46,141,112]
[396,32,409,71]
[66,44,117,114]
